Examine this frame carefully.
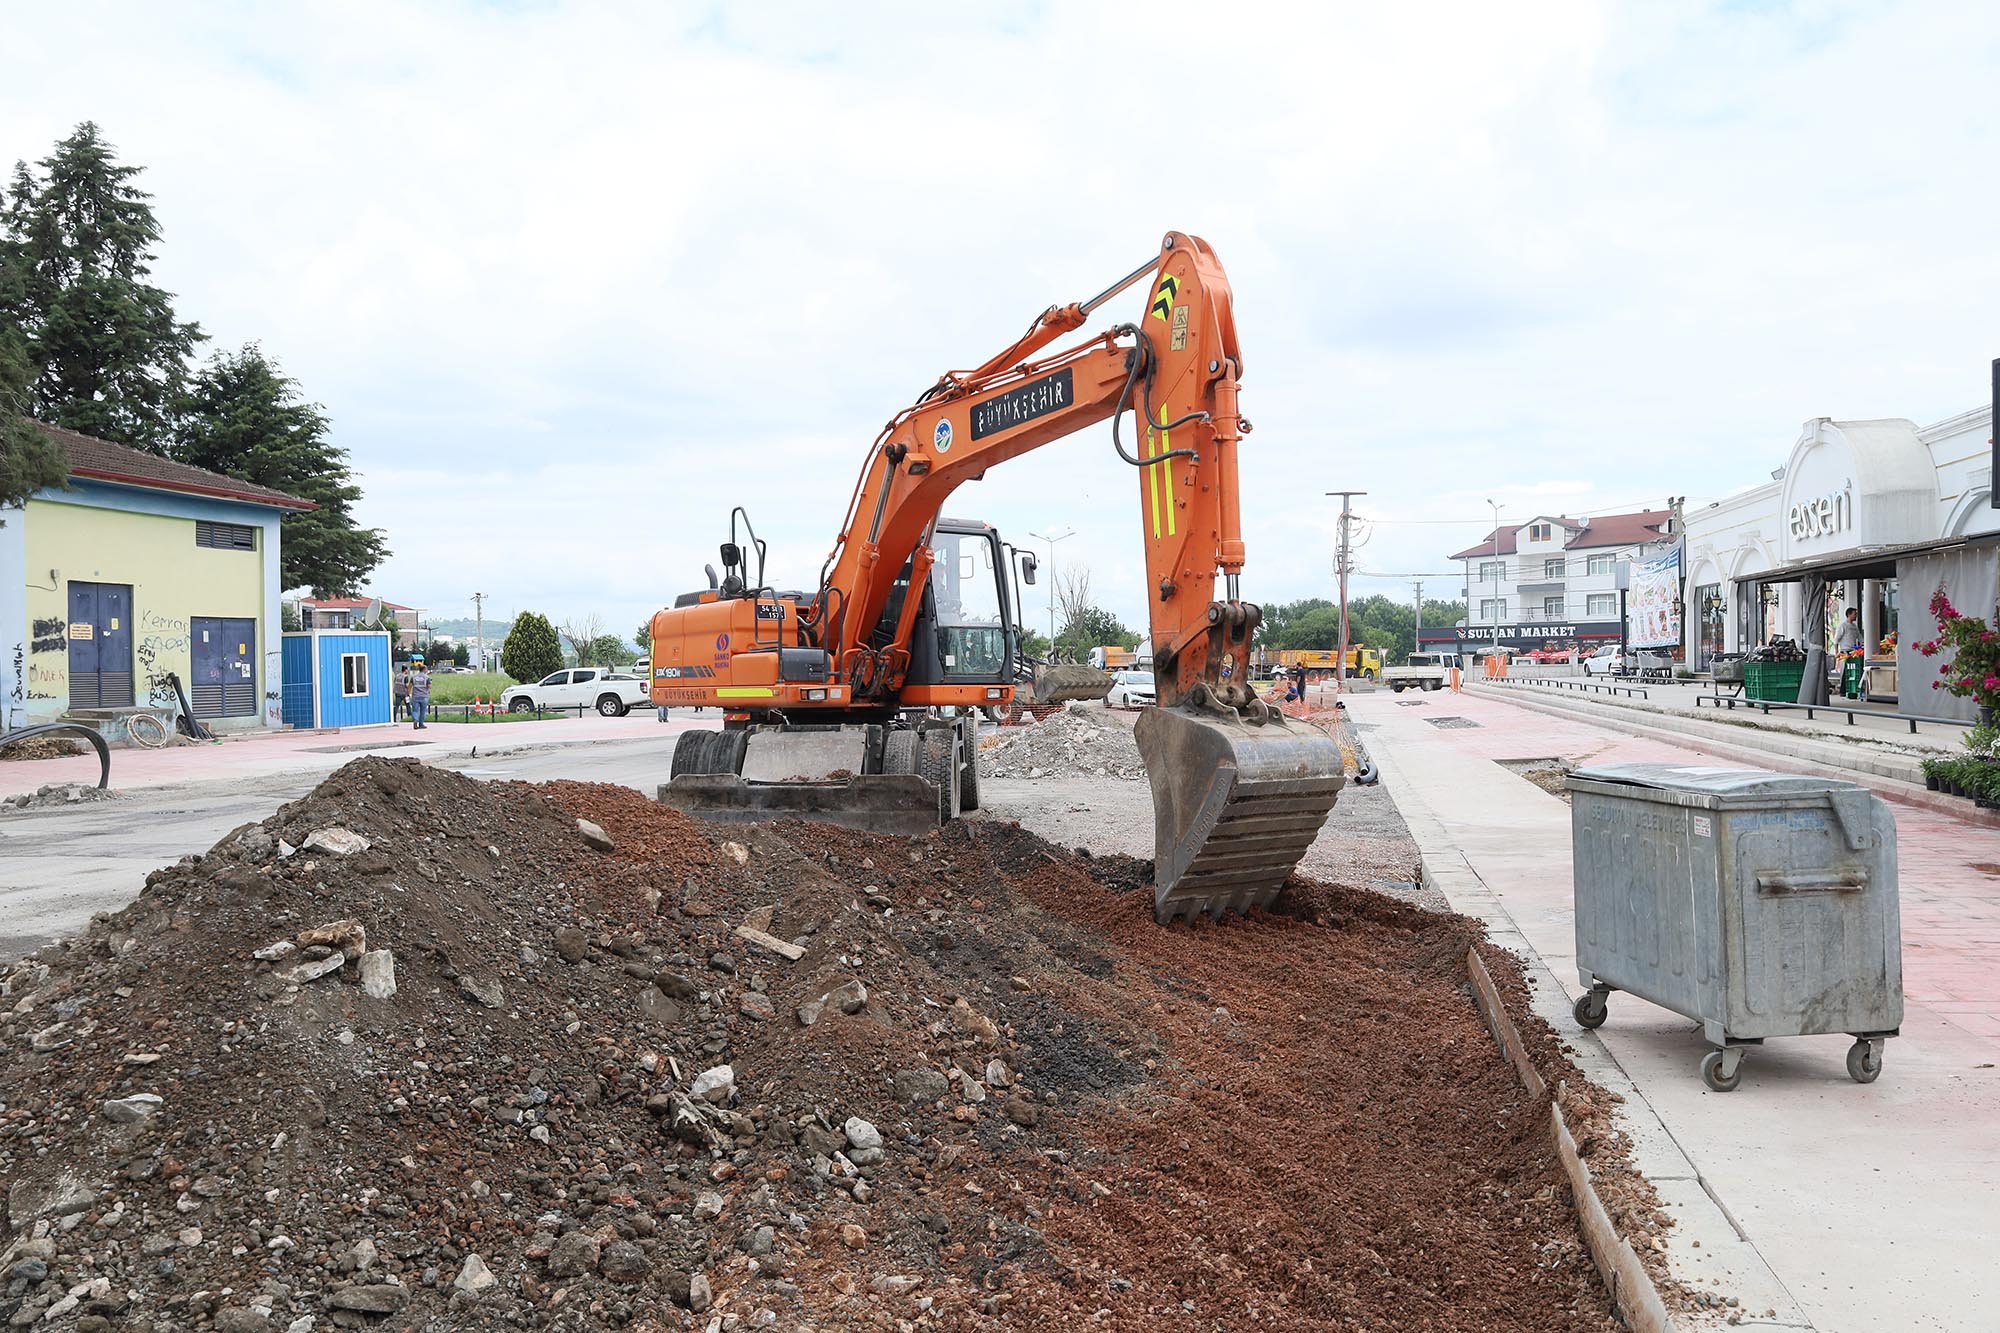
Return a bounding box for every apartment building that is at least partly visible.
[1422,508,1675,655]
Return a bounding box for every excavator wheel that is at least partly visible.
[918,727,961,824]
[1135,702,1345,925]
[957,716,982,812]
[882,729,920,777]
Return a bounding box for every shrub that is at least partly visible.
[1915,584,2000,713]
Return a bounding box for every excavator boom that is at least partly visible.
[652,233,1345,923]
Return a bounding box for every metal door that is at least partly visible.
[191,617,258,717]
[66,582,134,709]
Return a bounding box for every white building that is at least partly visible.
[1681,407,1997,720]
[1427,508,1675,657]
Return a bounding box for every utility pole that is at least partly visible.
[1412,577,1424,657]
[472,592,486,673]
[1027,528,1074,650]
[1325,492,1366,688]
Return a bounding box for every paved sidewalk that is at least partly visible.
[0,710,709,799]
[1349,687,2000,1332]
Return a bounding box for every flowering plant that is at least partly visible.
[1877,630,1896,654]
[1915,585,2000,711]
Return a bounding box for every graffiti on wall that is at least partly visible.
[30,617,65,654]
[9,640,21,704]
[137,610,191,708]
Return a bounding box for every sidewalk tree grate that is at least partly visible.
[1424,716,1481,729]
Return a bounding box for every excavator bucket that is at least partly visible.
[1134,704,1346,924]
[1027,663,1115,705]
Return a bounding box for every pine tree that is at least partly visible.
[1,328,67,510]
[503,612,564,684]
[174,344,387,596]
[0,122,204,449]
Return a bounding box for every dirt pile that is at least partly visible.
[1,736,86,762]
[0,757,1646,1332]
[978,707,1145,780]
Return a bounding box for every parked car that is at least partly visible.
[1105,669,1156,709]
[500,668,651,716]
[1583,645,1629,676]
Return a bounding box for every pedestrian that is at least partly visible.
[410,661,432,729]
[393,663,412,722]
[1296,664,1311,707]
[1833,607,1863,655]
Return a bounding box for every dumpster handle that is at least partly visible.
[1755,869,1867,895]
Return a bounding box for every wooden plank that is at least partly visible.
[733,925,804,961]
[1550,1103,1678,1333]
[1464,947,1546,1101]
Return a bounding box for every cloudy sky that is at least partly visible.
[6,1,1997,640]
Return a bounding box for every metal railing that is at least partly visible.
[1484,675,1651,700]
[1692,694,1968,735]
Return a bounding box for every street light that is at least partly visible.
[1486,499,1502,630]
[1027,528,1074,646]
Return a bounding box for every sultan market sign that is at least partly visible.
[1452,623,1579,641]
[1788,481,1853,543]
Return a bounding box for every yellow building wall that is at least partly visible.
[23,499,268,719]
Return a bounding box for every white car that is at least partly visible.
[1583,645,1628,677]
[1105,669,1156,709]
[501,667,652,717]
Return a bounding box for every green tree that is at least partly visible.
[280,599,302,632]
[0,123,204,449]
[0,329,66,510]
[583,634,632,667]
[503,611,564,683]
[1017,627,1052,660]
[452,643,470,668]
[174,344,386,595]
[426,640,455,666]
[1055,605,1139,662]
[635,620,652,658]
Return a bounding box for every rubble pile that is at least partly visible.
[0,757,1641,1331]
[2,782,122,814]
[978,707,1146,781]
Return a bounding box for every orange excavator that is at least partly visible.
[650,232,1344,923]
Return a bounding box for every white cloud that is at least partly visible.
[4,1,1997,636]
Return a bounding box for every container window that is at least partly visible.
[195,520,257,551]
[341,652,369,697]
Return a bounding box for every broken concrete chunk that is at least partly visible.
[276,954,347,986]
[302,827,370,857]
[101,1093,165,1124]
[735,924,805,961]
[327,1284,409,1313]
[576,818,615,852]
[722,840,749,866]
[358,950,396,1000]
[690,1064,735,1103]
[251,941,297,962]
[951,997,1000,1045]
[458,974,505,1009]
[454,1252,498,1295]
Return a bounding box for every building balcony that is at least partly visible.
[1515,580,1566,597]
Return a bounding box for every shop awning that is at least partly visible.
[1743,532,2000,585]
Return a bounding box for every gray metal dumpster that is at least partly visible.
[1566,763,1902,1092]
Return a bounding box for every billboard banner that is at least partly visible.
[1627,547,1683,649]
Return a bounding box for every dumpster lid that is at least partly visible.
[1567,763,1863,798]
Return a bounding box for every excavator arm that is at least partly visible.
[812,233,1262,713]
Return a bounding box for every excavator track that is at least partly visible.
[1135,702,1346,924]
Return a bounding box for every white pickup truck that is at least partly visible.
[500,668,651,717]
[1381,652,1451,693]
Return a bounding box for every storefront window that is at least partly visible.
[1876,581,1899,652]
[1694,583,1724,670]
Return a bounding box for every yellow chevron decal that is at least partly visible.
[1149,273,1180,322]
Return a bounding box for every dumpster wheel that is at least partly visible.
[1845,1038,1884,1084]
[1572,989,1609,1029]
[1700,1049,1744,1093]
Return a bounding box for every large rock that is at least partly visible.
[328,1284,409,1313]
[454,1253,499,1295]
[893,1067,950,1105]
[101,1093,164,1124]
[575,818,615,852]
[690,1065,734,1103]
[302,827,370,857]
[212,1310,272,1332]
[358,950,397,1000]
[796,978,868,1026]
[600,1241,650,1282]
[299,919,367,959]
[458,974,505,1008]
[545,1230,600,1278]
[553,927,589,963]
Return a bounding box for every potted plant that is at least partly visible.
[1921,757,1945,791]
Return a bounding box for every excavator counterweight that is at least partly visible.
[650,233,1347,923]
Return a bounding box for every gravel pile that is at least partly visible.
[0,756,1653,1331]
[979,707,1147,781]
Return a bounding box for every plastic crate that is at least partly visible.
[1743,659,1805,702]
